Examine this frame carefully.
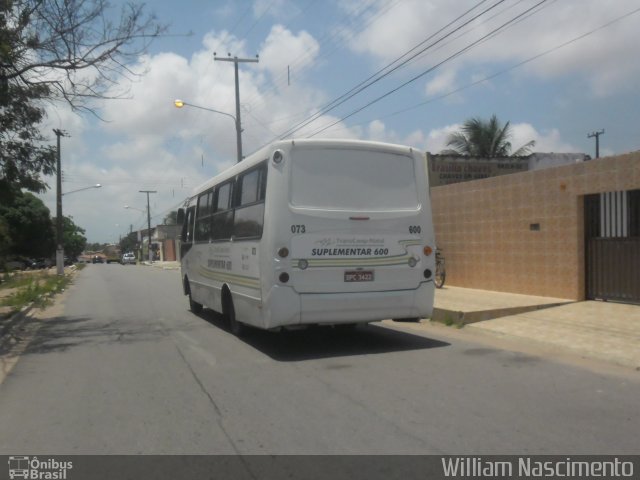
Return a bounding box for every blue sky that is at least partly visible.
[37,0,640,243]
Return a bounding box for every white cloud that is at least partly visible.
[367,119,388,142]
[510,124,581,154]
[425,68,457,96]
[346,0,640,96]
[258,25,319,81]
[363,120,426,151]
[425,124,463,153]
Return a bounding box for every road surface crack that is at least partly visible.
[174,343,223,417]
[173,342,258,475]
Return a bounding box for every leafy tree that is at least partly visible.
[0,189,55,258]
[62,216,87,259]
[0,216,11,258]
[1,0,165,112]
[119,231,138,254]
[445,114,536,157]
[163,210,178,225]
[1,0,165,196]
[0,79,56,196]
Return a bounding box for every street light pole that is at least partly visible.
[139,190,156,263]
[53,129,68,276]
[174,99,241,162]
[62,184,102,196]
[214,53,259,163]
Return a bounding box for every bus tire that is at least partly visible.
[185,279,203,314]
[223,289,246,337]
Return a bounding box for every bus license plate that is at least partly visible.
[344,270,374,282]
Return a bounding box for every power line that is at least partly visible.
[306,0,549,138]
[328,5,640,134]
[273,0,503,141]
[237,0,279,43]
[241,0,386,109]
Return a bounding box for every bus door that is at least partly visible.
[179,205,196,258]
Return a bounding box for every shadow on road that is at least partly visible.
[20,310,450,362]
[22,315,187,355]
[196,309,450,362]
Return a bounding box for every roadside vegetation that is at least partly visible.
[1,0,166,274]
[0,265,84,315]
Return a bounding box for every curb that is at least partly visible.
[431,301,574,326]
[145,261,180,270]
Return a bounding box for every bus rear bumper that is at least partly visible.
[264,282,434,328]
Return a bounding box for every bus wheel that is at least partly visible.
[224,291,246,337]
[186,280,203,314]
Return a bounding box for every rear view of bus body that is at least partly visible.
[179,139,436,331]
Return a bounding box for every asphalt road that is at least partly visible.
[0,264,638,455]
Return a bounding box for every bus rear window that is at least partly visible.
[290,148,419,211]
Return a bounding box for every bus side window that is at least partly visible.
[194,190,213,242]
[211,180,234,240]
[233,162,267,239]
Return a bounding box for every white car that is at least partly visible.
[121,252,136,265]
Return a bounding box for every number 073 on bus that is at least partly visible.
[177,139,436,335]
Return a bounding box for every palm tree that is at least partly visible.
[445,114,535,157]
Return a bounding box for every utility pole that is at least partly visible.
[53,129,68,276]
[587,129,605,159]
[214,53,259,163]
[139,190,157,263]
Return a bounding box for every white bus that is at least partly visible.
[177,139,436,335]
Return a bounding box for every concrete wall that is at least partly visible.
[430,151,640,300]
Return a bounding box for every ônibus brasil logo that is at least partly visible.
[8,456,73,479]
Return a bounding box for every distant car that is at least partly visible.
[92,255,104,264]
[29,258,53,269]
[121,252,136,265]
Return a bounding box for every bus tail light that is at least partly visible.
[278,247,289,258]
[408,257,418,268]
[298,259,309,270]
[423,246,433,256]
[424,269,432,279]
[279,272,290,283]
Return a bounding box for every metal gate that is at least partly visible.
[585,189,640,303]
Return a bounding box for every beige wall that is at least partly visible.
[431,151,640,300]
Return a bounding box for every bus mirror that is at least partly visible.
[176,208,185,225]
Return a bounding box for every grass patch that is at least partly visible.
[0,271,72,313]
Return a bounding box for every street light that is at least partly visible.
[174,99,242,163]
[62,184,102,196]
[124,205,145,213]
